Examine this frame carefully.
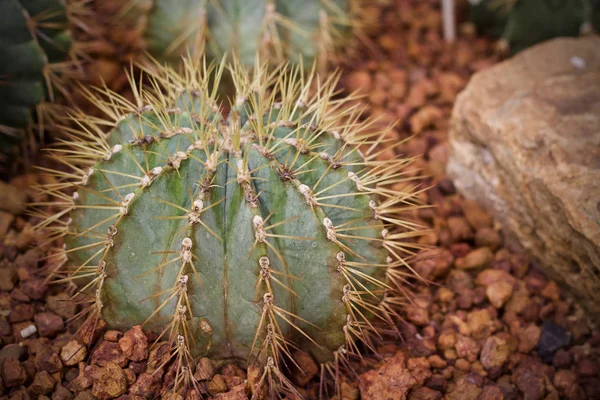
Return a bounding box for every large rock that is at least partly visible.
[447,37,600,319]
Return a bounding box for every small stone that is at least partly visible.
[52,383,74,400]
[480,336,510,370]
[34,313,64,337]
[213,383,248,400]
[92,362,128,400]
[70,365,97,392]
[21,278,47,300]
[475,228,502,251]
[445,376,482,400]
[404,303,430,326]
[513,363,546,400]
[455,358,471,372]
[0,268,17,291]
[61,340,87,366]
[73,391,97,400]
[552,349,573,369]
[538,320,571,361]
[345,70,372,93]
[129,372,161,398]
[90,340,127,367]
[475,269,516,287]
[462,200,492,230]
[359,351,419,400]
[220,363,246,388]
[540,281,560,301]
[193,357,215,381]
[208,374,228,396]
[427,355,447,369]
[517,324,541,353]
[0,343,26,361]
[0,211,15,236]
[576,358,598,377]
[32,371,56,395]
[118,325,148,362]
[553,370,578,397]
[467,309,494,339]
[478,385,504,400]
[409,386,442,400]
[103,331,122,342]
[455,335,481,363]
[486,281,513,308]
[1,358,27,387]
[46,294,77,319]
[437,331,456,350]
[35,348,63,374]
[291,351,318,386]
[447,217,473,242]
[9,303,34,323]
[456,247,493,270]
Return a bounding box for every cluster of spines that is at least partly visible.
[32,58,424,398]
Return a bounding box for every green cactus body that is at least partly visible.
[121,0,358,68]
[0,0,72,169]
[38,60,420,393]
[470,0,598,54]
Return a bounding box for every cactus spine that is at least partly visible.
[35,58,422,396]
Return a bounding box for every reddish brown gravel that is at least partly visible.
[1,1,598,399]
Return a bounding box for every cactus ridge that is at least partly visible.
[34,59,424,396]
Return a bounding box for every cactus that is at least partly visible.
[98,0,362,70]
[470,0,598,54]
[35,58,423,395]
[0,0,77,174]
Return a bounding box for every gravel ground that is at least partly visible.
[0,1,598,399]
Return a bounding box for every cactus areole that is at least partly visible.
[38,60,421,390]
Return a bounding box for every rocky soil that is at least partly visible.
[0,1,598,399]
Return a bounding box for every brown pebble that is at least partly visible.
[1,358,27,387]
[208,374,228,396]
[118,325,148,362]
[456,247,493,270]
[409,386,442,400]
[61,340,87,367]
[480,336,510,370]
[90,340,127,367]
[92,362,128,400]
[291,351,318,386]
[486,281,514,308]
[34,312,64,337]
[194,357,215,381]
[32,370,56,394]
[129,372,161,398]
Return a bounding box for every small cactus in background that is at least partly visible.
[34,58,424,396]
[90,0,364,70]
[0,0,81,175]
[470,0,599,54]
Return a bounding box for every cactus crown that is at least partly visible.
[35,58,422,395]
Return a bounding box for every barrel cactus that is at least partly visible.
[97,0,362,70]
[36,58,422,396]
[0,0,77,174]
[470,0,599,54]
